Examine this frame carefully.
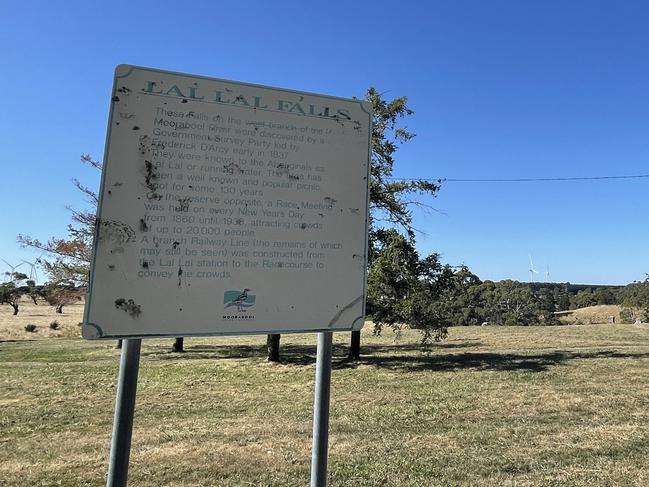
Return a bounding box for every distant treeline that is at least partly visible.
[433,268,648,326]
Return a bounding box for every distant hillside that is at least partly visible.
[555,305,622,325]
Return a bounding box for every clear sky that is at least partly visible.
[2,0,647,285]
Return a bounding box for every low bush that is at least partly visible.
[620,308,637,324]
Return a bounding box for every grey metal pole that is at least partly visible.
[107,338,142,487]
[310,331,333,487]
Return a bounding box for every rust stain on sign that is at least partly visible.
[98,220,136,244]
[175,197,190,212]
[324,197,337,207]
[114,298,141,318]
[139,218,149,232]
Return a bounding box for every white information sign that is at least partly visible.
[83,65,371,339]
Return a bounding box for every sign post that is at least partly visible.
[310,332,333,487]
[107,339,142,487]
[84,65,371,486]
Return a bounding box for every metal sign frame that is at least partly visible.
[83,65,371,340]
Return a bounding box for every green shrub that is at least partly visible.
[24,324,37,333]
[49,321,60,330]
[620,308,636,324]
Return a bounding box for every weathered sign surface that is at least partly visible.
[83,65,371,339]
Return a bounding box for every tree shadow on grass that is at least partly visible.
[357,348,649,373]
[142,342,350,362]
[140,341,649,373]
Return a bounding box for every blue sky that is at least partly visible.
[2,0,647,285]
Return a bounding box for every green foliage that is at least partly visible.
[554,286,571,311]
[595,288,617,305]
[537,287,560,324]
[423,267,483,326]
[24,324,37,332]
[42,284,80,314]
[620,308,637,324]
[431,277,567,326]
[0,282,18,304]
[366,229,453,341]
[364,89,447,340]
[49,321,60,330]
[0,274,27,315]
[571,289,598,309]
[11,272,29,283]
[366,88,441,242]
[620,276,649,323]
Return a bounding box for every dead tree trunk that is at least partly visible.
[267,334,281,362]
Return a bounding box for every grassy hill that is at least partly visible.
[556,304,623,325]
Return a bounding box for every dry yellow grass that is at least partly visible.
[0,296,85,340]
[557,304,623,325]
[4,303,649,485]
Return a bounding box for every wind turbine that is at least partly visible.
[546,264,551,282]
[529,255,539,283]
[1,259,25,282]
[21,259,40,284]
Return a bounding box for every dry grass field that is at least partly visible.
[0,297,85,340]
[556,305,625,326]
[2,301,649,486]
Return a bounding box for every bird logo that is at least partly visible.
[223,288,256,312]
